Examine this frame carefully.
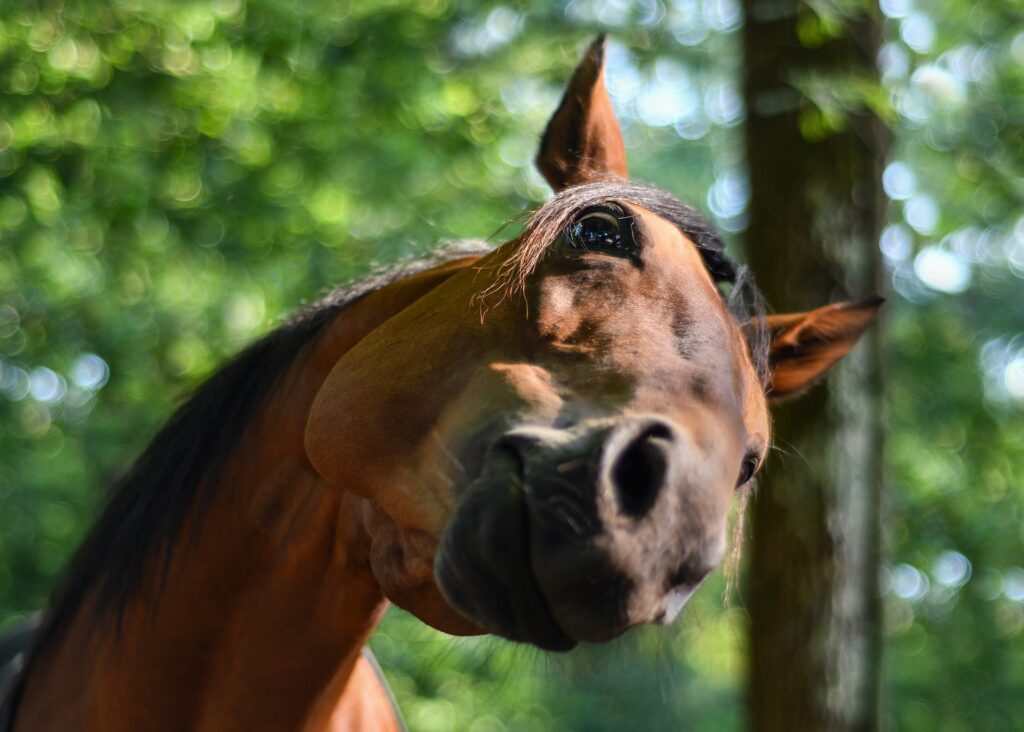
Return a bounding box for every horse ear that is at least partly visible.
[763,297,883,401]
[536,35,628,191]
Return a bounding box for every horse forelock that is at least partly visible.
[487,180,771,385]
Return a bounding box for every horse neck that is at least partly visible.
[16,256,480,732]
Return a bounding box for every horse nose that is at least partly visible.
[601,418,676,519]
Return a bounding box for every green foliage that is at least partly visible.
[878,1,1024,728]
[1,0,1021,730]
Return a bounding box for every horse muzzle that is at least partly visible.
[434,415,730,650]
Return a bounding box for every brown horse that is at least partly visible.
[3,37,880,730]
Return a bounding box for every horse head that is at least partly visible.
[305,38,880,651]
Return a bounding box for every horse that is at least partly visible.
[1,36,880,730]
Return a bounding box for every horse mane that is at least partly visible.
[20,244,490,674]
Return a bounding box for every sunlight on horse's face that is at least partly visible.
[424,204,769,649]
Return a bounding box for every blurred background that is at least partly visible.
[0,0,1021,730]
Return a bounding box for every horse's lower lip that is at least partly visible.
[435,453,578,652]
[436,545,578,651]
[471,555,578,652]
[510,495,578,651]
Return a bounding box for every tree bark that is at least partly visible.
[741,2,886,730]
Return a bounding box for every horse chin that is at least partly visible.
[384,580,486,637]
[363,503,485,636]
[434,450,579,652]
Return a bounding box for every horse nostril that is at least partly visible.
[608,423,673,519]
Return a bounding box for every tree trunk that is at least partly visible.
[741,2,886,730]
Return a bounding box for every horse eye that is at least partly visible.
[736,456,759,488]
[562,210,630,253]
